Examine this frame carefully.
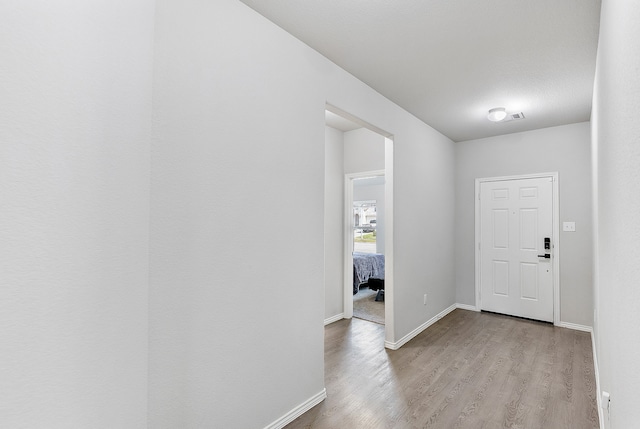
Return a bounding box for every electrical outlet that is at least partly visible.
[423,294,427,305]
[563,221,576,232]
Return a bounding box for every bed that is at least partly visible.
[353,252,385,294]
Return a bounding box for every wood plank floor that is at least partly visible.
[286,309,599,429]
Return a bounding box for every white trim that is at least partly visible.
[475,172,561,326]
[383,137,394,346]
[263,389,327,429]
[456,303,480,312]
[591,331,604,429]
[324,313,344,326]
[556,322,593,333]
[385,304,457,350]
[326,104,392,138]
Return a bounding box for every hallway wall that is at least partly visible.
[591,0,640,427]
[149,1,455,427]
[0,1,154,427]
[455,122,593,327]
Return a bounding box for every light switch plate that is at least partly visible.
[563,221,576,232]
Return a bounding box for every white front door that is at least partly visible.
[479,177,554,322]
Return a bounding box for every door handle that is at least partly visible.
[537,253,551,259]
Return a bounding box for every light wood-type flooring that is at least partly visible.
[286,309,599,429]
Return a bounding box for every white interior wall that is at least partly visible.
[387,122,455,341]
[150,1,456,427]
[343,127,386,173]
[591,0,640,427]
[455,122,593,327]
[150,2,325,426]
[324,126,345,320]
[0,1,154,427]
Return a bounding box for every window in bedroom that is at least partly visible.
[353,200,376,254]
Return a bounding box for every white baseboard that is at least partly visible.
[556,321,593,333]
[264,388,327,429]
[456,303,480,312]
[591,330,604,429]
[324,313,344,326]
[385,304,457,350]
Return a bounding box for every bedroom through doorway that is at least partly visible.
[324,103,394,346]
[352,180,385,325]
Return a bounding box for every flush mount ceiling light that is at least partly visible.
[487,107,507,122]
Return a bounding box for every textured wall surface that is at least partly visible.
[592,0,640,427]
[343,128,385,174]
[0,1,154,427]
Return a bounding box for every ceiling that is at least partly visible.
[239,0,601,142]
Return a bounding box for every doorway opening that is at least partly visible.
[324,104,394,343]
[352,177,385,325]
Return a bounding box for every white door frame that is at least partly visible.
[474,172,560,326]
